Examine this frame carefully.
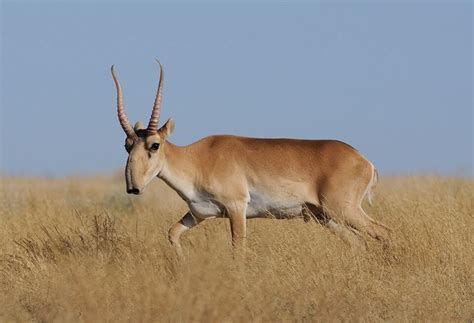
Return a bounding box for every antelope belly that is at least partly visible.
[246,191,303,219]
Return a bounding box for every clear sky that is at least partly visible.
[1,1,472,176]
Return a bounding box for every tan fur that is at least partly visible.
[114,62,390,253]
[125,132,390,250]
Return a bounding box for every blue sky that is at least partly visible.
[1,1,472,176]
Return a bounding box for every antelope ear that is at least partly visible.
[134,121,145,131]
[158,118,175,138]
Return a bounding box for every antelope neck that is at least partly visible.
[158,141,198,202]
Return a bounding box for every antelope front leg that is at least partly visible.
[226,203,247,250]
[168,211,203,258]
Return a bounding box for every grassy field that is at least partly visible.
[0,174,472,322]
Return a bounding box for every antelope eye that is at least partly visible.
[150,143,160,151]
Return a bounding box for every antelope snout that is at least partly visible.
[127,187,141,195]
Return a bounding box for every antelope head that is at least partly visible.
[111,61,175,194]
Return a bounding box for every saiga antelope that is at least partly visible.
[111,61,390,254]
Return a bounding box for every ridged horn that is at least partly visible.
[111,65,137,139]
[147,59,164,134]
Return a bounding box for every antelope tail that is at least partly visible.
[366,166,378,206]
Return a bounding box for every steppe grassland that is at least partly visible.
[0,175,472,321]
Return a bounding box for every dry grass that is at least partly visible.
[0,175,472,322]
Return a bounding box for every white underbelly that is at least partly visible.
[246,190,304,219]
[187,188,305,220]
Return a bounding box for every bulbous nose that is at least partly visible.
[127,188,140,195]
